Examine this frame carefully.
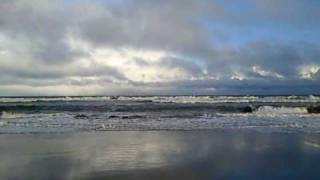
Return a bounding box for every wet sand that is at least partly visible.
[1,131,320,180]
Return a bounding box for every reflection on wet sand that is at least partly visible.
[0,131,320,180]
[304,135,320,149]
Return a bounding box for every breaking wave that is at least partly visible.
[254,106,308,115]
[0,111,22,119]
[0,95,320,103]
[0,95,320,134]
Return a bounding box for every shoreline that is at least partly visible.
[1,131,320,179]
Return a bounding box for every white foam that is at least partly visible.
[149,96,320,104]
[0,111,47,119]
[1,111,320,133]
[0,95,319,103]
[255,106,308,116]
[0,111,24,119]
[0,96,111,103]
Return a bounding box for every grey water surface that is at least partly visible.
[1,131,320,180]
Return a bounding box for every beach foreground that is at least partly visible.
[1,131,320,180]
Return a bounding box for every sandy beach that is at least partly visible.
[1,131,320,180]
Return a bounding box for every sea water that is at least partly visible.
[0,95,320,133]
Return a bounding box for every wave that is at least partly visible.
[236,106,320,116]
[307,106,320,114]
[0,95,320,103]
[73,114,147,119]
[151,95,320,104]
[1,102,320,115]
[254,106,308,115]
[1,105,320,134]
[0,96,112,103]
[0,111,32,119]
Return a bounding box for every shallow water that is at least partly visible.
[1,96,320,179]
[1,96,320,133]
[1,131,320,180]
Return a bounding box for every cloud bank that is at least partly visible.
[0,0,319,95]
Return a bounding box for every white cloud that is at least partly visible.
[0,0,320,95]
[91,47,190,82]
[66,34,193,83]
[299,65,320,80]
[252,66,284,79]
[231,72,246,81]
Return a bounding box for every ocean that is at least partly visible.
[0,95,320,133]
[1,96,320,179]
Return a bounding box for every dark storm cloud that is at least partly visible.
[73,0,214,52]
[0,0,81,63]
[254,0,320,27]
[0,0,319,95]
[210,0,320,29]
[204,41,320,78]
[0,62,127,82]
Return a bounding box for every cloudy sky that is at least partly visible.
[0,0,319,96]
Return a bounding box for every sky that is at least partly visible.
[0,0,319,96]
